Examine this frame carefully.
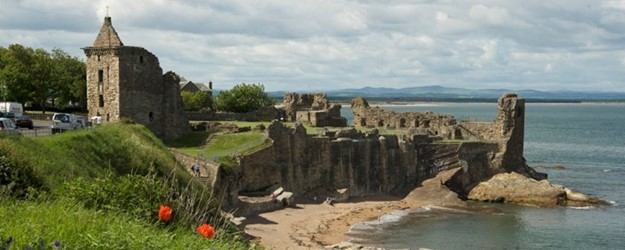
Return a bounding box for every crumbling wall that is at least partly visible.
[283,93,347,127]
[235,122,476,198]
[283,93,330,121]
[219,93,541,209]
[351,97,457,137]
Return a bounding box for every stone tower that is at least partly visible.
[82,16,189,139]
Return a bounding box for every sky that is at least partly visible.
[1,0,625,92]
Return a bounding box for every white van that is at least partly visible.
[51,113,79,133]
[0,102,23,117]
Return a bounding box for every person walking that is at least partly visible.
[192,163,201,177]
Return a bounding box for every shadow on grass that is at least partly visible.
[165,131,212,148]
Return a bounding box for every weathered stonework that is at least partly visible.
[82,17,189,139]
[283,93,347,127]
[351,97,457,137]
[215,93,544,211]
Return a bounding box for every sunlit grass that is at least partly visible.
[0,199,253,250]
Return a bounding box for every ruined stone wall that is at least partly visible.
[235,122,478,198]
[224,93,538,207]
[351,97,457,137]
[282,93,330,121]
[456,122,496,140]
[117,47,165,133]
[282,93,346,127]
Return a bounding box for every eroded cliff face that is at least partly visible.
[229,93,543,207]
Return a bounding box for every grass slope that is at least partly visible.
[0,124,256,249]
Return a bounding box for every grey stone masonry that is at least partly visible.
[82,16,189,139]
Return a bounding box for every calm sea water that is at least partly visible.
[340,103,625,250]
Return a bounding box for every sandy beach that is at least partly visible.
[242,169,465,249]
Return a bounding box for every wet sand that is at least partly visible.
[242,169,465,249]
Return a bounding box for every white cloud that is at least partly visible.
[1,0,624,92]
[602,1,625,10]
[469,4,528,27]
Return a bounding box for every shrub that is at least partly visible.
[60,172,222,229]
[0,155,46,198]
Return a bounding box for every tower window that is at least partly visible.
[149,112,154,122]
[99,94,104,107]
[98,70,104,82]
[97,55,101,61]
[139,56,144,63]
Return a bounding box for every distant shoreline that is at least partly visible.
[324,97,625,104]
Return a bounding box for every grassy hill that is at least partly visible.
[0,124,256,249]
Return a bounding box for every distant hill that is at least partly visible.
[267,85,625,102]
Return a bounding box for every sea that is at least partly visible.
[339,102,625,250]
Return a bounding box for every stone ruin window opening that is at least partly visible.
[97,55,100,61]
[139,56,144,63]
[98,94,104,107]
[413,120,419,127]
[378,120,384,127]
[149,111,154,122]
[423,120,431,128]
[399,118,406,128]
[98,70,104,83]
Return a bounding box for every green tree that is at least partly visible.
[181,91,213,111]
[0,44,86,112]
[0,44,35,103]
[214,83,274,113]
[50,48,87,109]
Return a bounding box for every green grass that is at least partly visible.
[0,123,256,249]
[0,199,254,250]
[0,123,191,188]
[172,131,271,162]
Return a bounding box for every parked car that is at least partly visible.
[5,112,16,120]
[14,115,34,129]
[0,118,20,135]
[51,113,79,134]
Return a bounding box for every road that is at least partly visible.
[17,119,54,137]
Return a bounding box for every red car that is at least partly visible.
[14,115,34,129]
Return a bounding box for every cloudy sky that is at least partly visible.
[1,0,625,92]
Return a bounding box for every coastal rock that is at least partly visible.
[468,172,609,207]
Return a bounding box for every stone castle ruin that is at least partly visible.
[282,93,347,127]
[82,17,189,139]
[205,93,546,215]
[351,97,458,138]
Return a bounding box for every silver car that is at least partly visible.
[0,118,20,135]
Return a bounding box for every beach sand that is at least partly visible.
[242,169,465,249]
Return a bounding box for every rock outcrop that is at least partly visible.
[468,172,609,207]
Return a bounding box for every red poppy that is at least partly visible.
[158,205,172,222]
[197,223,215,239]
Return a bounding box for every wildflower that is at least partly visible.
[52,240,62,248]
[197,223,215,239]
[158,205,173,222]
